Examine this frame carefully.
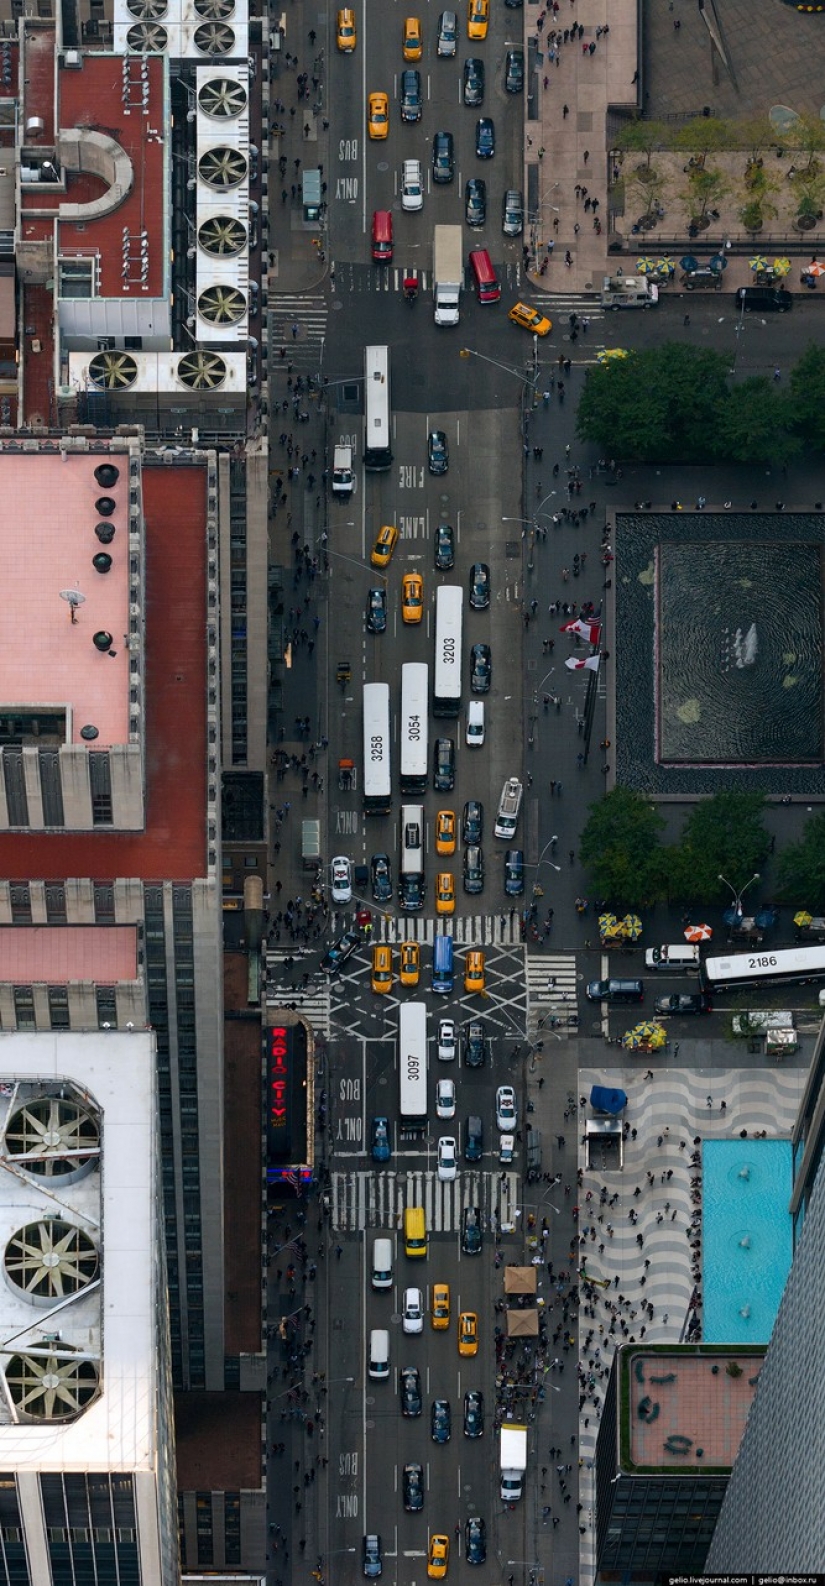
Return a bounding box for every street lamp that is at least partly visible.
[718,871,760,920]
[460,345,538,390]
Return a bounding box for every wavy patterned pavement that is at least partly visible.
[573,1064,806,1580]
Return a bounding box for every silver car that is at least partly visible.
[437,9,457,55]
[502,189,524,237]
[401,158,424,213]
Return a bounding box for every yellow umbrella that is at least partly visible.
[655,257,674,275]
[623,913,643,940]
[596,348,629,364]
[622,1030,643,1049]
[794,910,813,927]
[749,255,767,272]
[773,257,791,276]
[598,912,619,935]
[636,257,656,274]
[648,1024,668,1049]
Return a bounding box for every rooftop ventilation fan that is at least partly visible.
[195,0,235,16]
[198,213,246,256]
[5,1219,99,1304]
[193,20,235,53]
[5,1347,100,1421]
[177,350,228,389]
[126,0,168,17]
[5,1094,99,1181]
[88,350,138,390]
[126,20,168,48]
[198,145,247,189]
[198,283,246,325]
[197,75,247,117]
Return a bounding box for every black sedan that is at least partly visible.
[463,1389,484,1436]
[654,992,711,1016]
[370,853,392,904]
[465,177,486,228]
[505,48,524,92]
[463,844,484,895]
[403,1463,424,1511]
[428,429,449,474]
[463,1018,486,1068]
[462,799,483,843]
[320,928,361,975]
[468,562,490,610]
[400,68,422,122]
[504,849,524,895]
[462,1208,482,1257]
[431,1398,451,1443]
[435,521,455,569]
[470,642,491,693]
[366,587,387,634]
[400,1367,422,1417]
[465,1518,486,1565]
[463,56,485,104]
[475,116,495,159]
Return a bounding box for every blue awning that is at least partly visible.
[590,1085,627,1115]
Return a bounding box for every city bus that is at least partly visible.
[399,802,425,912]
[400,662,429,794]
[362,682,391,816]
[398,1001,428,1132]
[701,944,825,995]
[363,344,393,471]
[433,585,463,718]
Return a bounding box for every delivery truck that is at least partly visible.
[600,273,659,309]
[500,1423,528,1503]
[433,224,463,327]
[332,443,354,497]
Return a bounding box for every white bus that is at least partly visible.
[399,802,425,912]
[400,662,429,794]
[362,682,391,816]
[433,585,463,718]
[399,1001,428,1132]
[363,345,393,472]
[701,944,825,995]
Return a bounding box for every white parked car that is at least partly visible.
[436,1078,456,1119]
[437,1018,457,1062]
[401,157,424,212]
[495,1085,517,1132]
[437,1135,458,1182]
[499,1133,515,1164]
[330,855,353,904]
[402,1287,424,1334]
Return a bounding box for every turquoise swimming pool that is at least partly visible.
[702,1139,793,1344]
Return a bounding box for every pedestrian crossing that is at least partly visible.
[268,292,328,370]
[526,953,579,1038]
[264,954,331,1035]
[374,913,524,948]
[525,290,605,322]
[330,1168,519,1233]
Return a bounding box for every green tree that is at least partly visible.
[672,792,769,906]
[737,115,780,163]
[682,166,727,224]
[615,119,668,173]
[788,344,825,451]
[713,378,801,469]
[576,343,730,463]
[789,112,825,176]
[775,810,825,910]
[578,788,665,909]
[673,116,733,169]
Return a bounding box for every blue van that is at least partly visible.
[432,933,454,995]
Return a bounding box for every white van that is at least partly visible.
[644,944,701,973]
[466,700,485,747]
[371,1237,393,1291]
[368,1328,390,1380]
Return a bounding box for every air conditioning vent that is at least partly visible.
[195,0,235,16]
[88,350,139,390]
[176,349,228,388]
[193,20,236,53]
[126,0,167,17]
[5,1219,99,1304]
[5,1094,100,1182]
[5,1347,100,1422]
[198,145,247,188]
[126,20,169,48]
[198,284,246,325]
[197,74,247,117]
[198,213,246,256]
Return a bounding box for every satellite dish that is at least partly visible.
[59,588,86,625]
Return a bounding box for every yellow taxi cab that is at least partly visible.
[402,15,422,58]
[400,940,420,986]
[371,944,393,994]
[508,301,552,337]
[368,90,390,140]
[435,810,456,855]
[336,8,357,50]
[435,872,456,916]
[458,1310,478,1357]
[402,571,424,623]
[431,1281,450,1330]
[467,0,488,39]
[464,949,485,993]
[370,523,398,568]
[427,1536,450,1579]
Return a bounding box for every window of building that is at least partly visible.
[9,887,31,925]
[39,752,65,828]
[44,884,66,924]
[224,1495,241,1565]
[95,987,118,1029]
[93,884,115,924]
[12,988,35,1030]
[2,752,29,828]
[195,1494,213,1566]
[88,752,112,825]
[47,987,70,1030]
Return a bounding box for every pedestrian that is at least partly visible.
[773,366,781,381]
[563,103,569,117]
[673,1042,680,1058]
[683,313,690,326]
[583,149,589,163]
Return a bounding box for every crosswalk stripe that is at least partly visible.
[377,913,522,947]
[330,1169,519,1231]
[264,950,332,1035]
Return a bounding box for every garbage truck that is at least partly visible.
[500,1423,528,1502]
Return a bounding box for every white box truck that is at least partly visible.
[433,225,463,327]
[600,274,659,309]
[332,443,354,497]
[500,1423,528,1503]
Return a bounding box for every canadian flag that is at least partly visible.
[560,617,602,643]
[565,653,602,672]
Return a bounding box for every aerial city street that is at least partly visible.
[255,0,825,1571]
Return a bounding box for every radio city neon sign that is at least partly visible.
[268,1026,289,1136]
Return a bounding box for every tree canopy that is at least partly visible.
[775,810,825,911]
[578,787,665,908]
[665,793,770,907]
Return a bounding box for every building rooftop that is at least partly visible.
[0,925,137,982]
[0,1029,158,1470]
[620,1346,764,1472]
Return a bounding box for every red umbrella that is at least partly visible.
[684,923,712,943]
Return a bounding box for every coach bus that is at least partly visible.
[399,1001,428,1132]
[433,585,463,717]
[362,682,391,816]
[363,345,393,471]
[400,662,429,794]
[701,944,825,995]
